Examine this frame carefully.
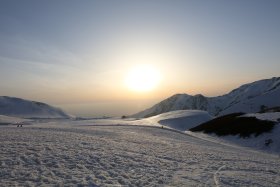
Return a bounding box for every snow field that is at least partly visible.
[0,122,280,186]
[0,115,30,125]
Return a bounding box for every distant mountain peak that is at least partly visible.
[0,96,71,118]
[132,77,280,118]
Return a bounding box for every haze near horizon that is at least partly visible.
[0,0,279,117]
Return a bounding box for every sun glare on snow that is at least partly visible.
[125,65,161,92]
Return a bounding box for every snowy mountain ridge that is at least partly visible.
[0,96,71,118]
[132,77,280,118]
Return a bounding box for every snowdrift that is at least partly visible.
[147,110,213,131]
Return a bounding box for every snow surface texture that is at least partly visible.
[132,77,280,118]
[187,112,280,154]
[0,120,280,186]
[0,96,71,119]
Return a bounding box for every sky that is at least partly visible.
[0,0,279,117]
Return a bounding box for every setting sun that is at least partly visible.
[125,65,161,92]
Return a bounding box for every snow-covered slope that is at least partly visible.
[146,110,213,131]
[132,77,280,118]
[0,96,71,118]
[242,112,280,122]
[188,112,280,154]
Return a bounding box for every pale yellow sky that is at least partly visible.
[1,1,280,117]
